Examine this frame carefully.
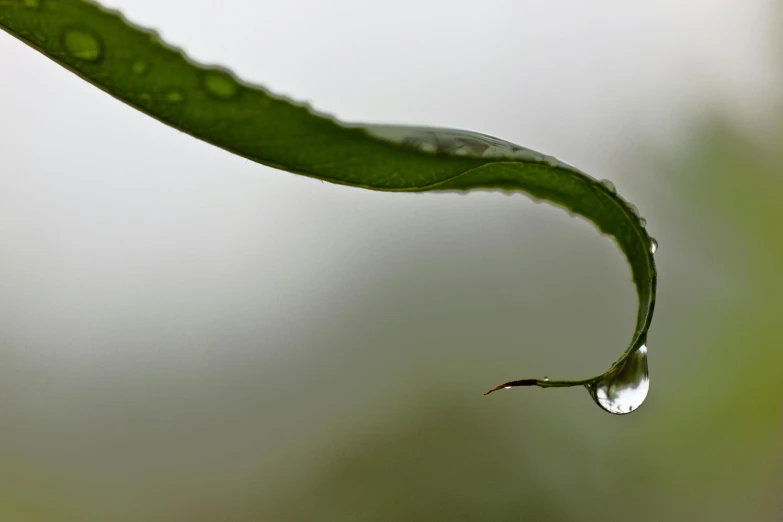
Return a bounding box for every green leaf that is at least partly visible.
[0,0,657,414]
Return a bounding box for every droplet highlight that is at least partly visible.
[650,238,658,254]
[586,345,649,414]
[63,29,102,63]
[204,71,238,99]
[599,179,616,194]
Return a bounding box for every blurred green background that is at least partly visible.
[1,0,782,520]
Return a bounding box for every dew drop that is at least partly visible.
[131,60,149,75]
[63,29,102,63]
[543,376,549,382]
[543,155,560,167]
[166,91,184,103]
[586,345,649,415]
[640,217,647,227]
[203,71,238,99]
[627,203,640,218]
[599,179,616,194]
[650,238,658,254]
[419,142,437,154]
[513,149,543,162]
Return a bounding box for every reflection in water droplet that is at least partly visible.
[586,345,649,414]
[419,142,437,154]
[166,91,184,102]
[132,60,149,75]
[204,71,238,99]
[650,238,658,254]
[63,29,102,62]
[599,179,616,194]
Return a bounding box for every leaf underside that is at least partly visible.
[0,0,657,395]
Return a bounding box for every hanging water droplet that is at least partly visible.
[599,179,616,194]
[586,345,649,414]
[650,238,658,254]
[204,71,238,99]
[63,29,102,62]
[131,60,149,75]
[166,91,184,103]
[640,217,647,227]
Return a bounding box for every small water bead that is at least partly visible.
[63,29,102,62]
[513,149,543,162]
[543,155,560,168]
[627,203,640,218]
[419,142,437,154]
[586,345,649,415]
[640,217,647,227]
[543,376,549,382]
[482,145,514,159]
[650,238,658,254]
[131,60,149,75]
[599,179,616,194]
[204,71,238,99]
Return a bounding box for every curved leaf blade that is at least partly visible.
[0,0,657,412]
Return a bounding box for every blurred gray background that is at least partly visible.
[1,0,782,520]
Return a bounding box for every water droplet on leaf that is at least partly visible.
[599,179,616,194]
[204,71,238,99]
[63,29,102,62]
[419,142,437,154]
[650,238,658,254]
[640,217,647,227]
[586,345,649,414]
[543,376,549,382]
[543,155,560,167]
